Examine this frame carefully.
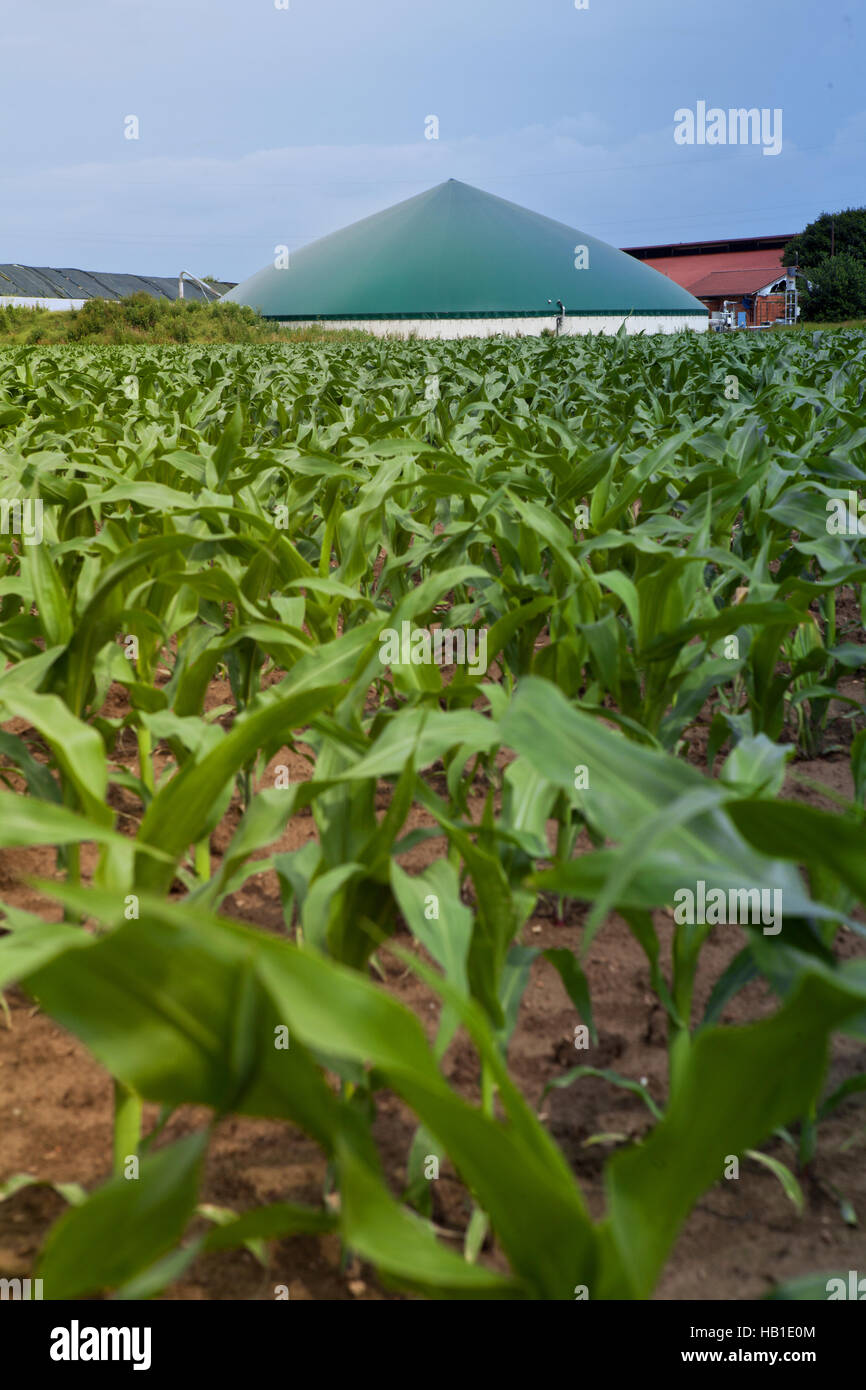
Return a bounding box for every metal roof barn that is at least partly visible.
[0,266,235,302]
[222,180,708,337]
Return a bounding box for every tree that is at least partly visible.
[783,208,866,270]
[801,253,866,322]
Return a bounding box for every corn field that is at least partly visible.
[1,329,865,1301]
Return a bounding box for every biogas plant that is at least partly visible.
[222,179,708,338]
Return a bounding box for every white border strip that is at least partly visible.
[0,297,86,312]
[278,314,708,338]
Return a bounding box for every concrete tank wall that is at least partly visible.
[278,315,708,338]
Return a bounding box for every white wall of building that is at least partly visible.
[0,297,86,312]
[278,314,708,338]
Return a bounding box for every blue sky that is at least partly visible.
[1,0,863,280]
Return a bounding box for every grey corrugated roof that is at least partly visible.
[0,265,235,301]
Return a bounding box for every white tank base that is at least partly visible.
[278,315,708,338]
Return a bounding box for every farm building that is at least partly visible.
[222,179,708,337]
[0,265,235,311]
[623,234,795,327]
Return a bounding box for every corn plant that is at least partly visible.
[1,329,865,1299]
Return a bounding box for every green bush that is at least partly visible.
[802,253,866,321]
[123,292,160,330]
[68,297,125,340]
[784,207,866,269]
[0,297,395,345]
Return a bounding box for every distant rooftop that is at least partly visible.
[621,233,795,295]
[685,267,789,298]
[0,265,236,302]
[623,233,795,260]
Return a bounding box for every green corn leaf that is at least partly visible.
[37,1132,208,1300]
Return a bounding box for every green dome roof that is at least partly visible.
[222,180,707,320]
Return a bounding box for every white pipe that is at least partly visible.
[177,271,220,302]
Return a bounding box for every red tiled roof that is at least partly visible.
[686,267,787,298]
[640,248,786,290]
